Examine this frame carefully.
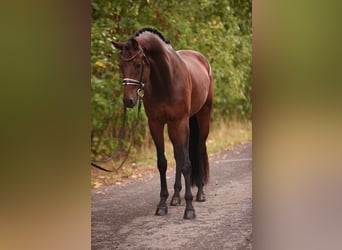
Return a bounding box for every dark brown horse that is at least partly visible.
[112,28,213,219]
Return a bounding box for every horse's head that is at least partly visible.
[112,39,149,108]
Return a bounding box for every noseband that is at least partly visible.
[120,49,146,97]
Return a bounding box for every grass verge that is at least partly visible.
[91,119,251,188]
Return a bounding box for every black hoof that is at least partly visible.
[170,196,181,206]
[196,192,206,202]
[183,209,196,220]
[155,206,168,216]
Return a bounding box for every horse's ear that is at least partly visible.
[111,41,124,50]
[130,38,139,49]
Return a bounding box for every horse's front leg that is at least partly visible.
[168,119,195,219]
[149,121,169,216]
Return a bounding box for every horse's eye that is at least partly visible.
[136,63,141,69]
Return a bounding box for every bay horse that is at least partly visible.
[112,28,213,219]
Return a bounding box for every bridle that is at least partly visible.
[120,48,147,98]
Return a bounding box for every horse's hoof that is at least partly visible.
[183,209,196,220]
[155,206,168,216]
[170,196,181,206]
[196,193,206,202]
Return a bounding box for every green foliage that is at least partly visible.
[91,0,251,156]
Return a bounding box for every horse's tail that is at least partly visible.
[189,116,209,187]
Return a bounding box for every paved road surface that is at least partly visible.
[92,142,252,249]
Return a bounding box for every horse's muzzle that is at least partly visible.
[123,97,136,108]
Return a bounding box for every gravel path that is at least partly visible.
[92,141,252,249]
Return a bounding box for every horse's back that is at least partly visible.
[177,50,211,77]
[177,50,213,116]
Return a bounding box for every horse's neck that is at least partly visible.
[149,50,189,103]
[137,34,180,94]
[150,52,173,87]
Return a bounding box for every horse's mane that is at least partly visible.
[132,27,171,45]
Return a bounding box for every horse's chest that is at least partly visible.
[144,101,187,122]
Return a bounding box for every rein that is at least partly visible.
[91,98,142,172]
[91,49,146,172]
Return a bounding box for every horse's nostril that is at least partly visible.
[124,98,135,108]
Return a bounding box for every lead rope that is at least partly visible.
[90,107,127,172]
[91,96,143,172]
[92,107,127,164]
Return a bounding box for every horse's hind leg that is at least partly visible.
[195,123,209,202]
[149,121,169,216]
[189,115,205,202]
[170,147,182,206]
[168,118,195,219]
[169,129,182,207]
[195,93,213,202]
[170,170,182,206]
